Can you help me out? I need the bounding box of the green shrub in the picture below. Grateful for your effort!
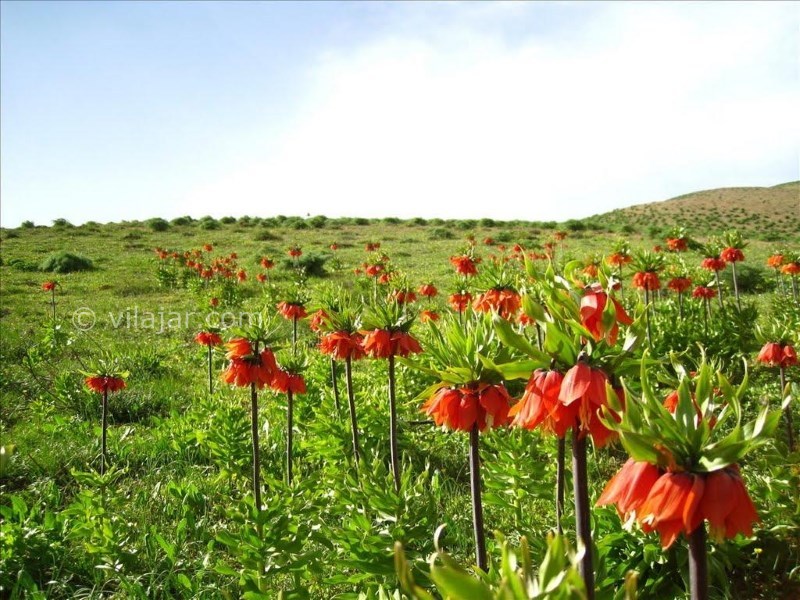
[456,219,477,230]
[308,215,328,229]
[148,218,170,232]
[479,218,497,227]
[20,220,34,229]
[170,216,193,226]
[254,230,281,241]
[220,216,237,224]
[39,252,94,273]
[7,258,38,272]
[280,252,328,277]
[51,218,74,228]
[409,217,427,226]
[429,227,455,240]
[354,217,370,226]
[199,218,220,231]
[3,230,19,239]
[383,217,402,225]
[565,219,586,232]
[291,220,309,230]
[724,264,773,294]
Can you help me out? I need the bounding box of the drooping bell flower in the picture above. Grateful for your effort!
[781,262,800,275]
[364,263,383,277]
[699,466,759,542]
[271,369,307,394]
[666,237,688,252]
[418,283,438,298]
[701,257,726,272]
[390,289,417,304]
[422,384,511,432]
[330,243,339,251]
[85,375,127,394]
[195,331,223,347]
[419,309,440,323]
[365,242,381,252]
[596,458,661,520]
[277,301,308,320]
[449,292,473,313]
[222,339,277,388]
[210,297,220,307]
[607,252,632,268]
[260,257,275,269]
[236,269,247,282]
[559,362,620,447]
[203,243,213,252]
[308,309,329,333]
[42,281,56,291]
[692,286,716,300]
[362,329,422,358]
[667,277,692,294]
[632,271,660,291]
[766,254,784,269]
[319,331,366,361]
[579,287,632,346]
[509,369,575,437]
[756,342,798,368]
[288,246,302,258]
[637,471,705,549]
[720,247,744,263]
[450,254,479,276]
[472,288,521,320]
[256,273,267,284]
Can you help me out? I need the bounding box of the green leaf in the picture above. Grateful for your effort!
[430,564,494,600]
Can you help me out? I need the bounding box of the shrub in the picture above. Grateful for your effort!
[409,217,427,226]
[354,217,370,226]
[170,216,193,226]
[429,227,455,240]
[621,224,636,234]
[3,230,19,239]
[220,216,237,224]
[308,215,328,229]
[723,264,772,294]
[20,220,34,229]
[383,217,402,225]
[291,220,309,230]
[479,218,497,227]
[456,220,477,230]
[7,258,39,271]
[565,219,586,232]
[199,218,220,231]
[52,218,74,228]
[148,218,170,232]
[280,252,328,277]
[254,230,281,241]
[39,252,94,273]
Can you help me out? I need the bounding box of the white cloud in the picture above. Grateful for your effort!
[179,2,799,221]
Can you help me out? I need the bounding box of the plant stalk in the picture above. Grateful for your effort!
[572,428,595,599]
[731,262,741,310]
[556,435,566,534]
[345,357,361,468]
[780,366,795,451]
[470,423,487,571]
[100,389,108,476]
[688,524,708,600]
[388,354,400,492]
[250,381,262,511]
[207,345,214,395]
[287,389,294,484]
[331,357,341,412]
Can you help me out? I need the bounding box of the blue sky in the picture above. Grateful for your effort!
[1,1,798,227]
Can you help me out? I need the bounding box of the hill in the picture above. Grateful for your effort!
[590,181,799,243]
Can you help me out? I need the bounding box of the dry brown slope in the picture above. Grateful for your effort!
[597,182,799,241]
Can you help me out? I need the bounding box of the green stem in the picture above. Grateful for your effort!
[556,436,565,535]
[331,357,341,412]
[207,345,214,395]
[250,381,262,511]
[731,262,741,310]
[470,424,487,571]
[287,389,294,485]
[388,355,400,492]
[100,389,108,476]
[572,428,595,599]
[780,366,795,451]
[345,357,361,469]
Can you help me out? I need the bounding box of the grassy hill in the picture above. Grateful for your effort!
[588,181,800,243]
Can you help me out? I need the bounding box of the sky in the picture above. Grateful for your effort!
[1,1,798,227]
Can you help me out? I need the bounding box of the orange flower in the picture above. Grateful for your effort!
[277,301,308,320]
[308,309,329,333]
[766,254,784,269]
[701,257,726,272]
[222,348,277,388]
[362,329,422,358]
[632,271,660,291]
[203,243,213,252]
[419,309,440,323]
[667,277,692,294]
[288,246,302,258]
[422,384,511,431]
[559,363,619,447]
[418,283,438,298]
[596,458,661,519]
[260,257,275,269]
[472,288,521,319]
[757,342,797,368]
[781,262,800,276]
[579,288,632,346]
[195,331,223,346]
[699,466,759,541]
[256,273,267,284]
[42,281,56,291]
[319,331,365,360]
[509,369,575,437]
[226,337,254,359]
[210,297,220,307]
[450,255,479,276]
[483,237,494,246]
[448,292,473,313]
[365,242,381,251]
[236,269,247,282]
[692,286,716,299]
[637,472,705,549]
[364,263,383,277]
[720,247,744,263]
[85,375,127,394]
[390,290,417,304]
[583,264,598,277]
[607,252,632,268]
[271,369,307,394]
[666,238,688,252]
[330,243,339,251]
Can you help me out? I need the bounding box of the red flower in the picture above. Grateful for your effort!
[559,363,619,447]
[418,283,438,298]
[42,281,56,291]
[699,466,759,542]
[580,288,632,346]
[390,290,417,304]
[330,243,339,251]
[256,273,267,284]
[666,238,688,252]
[701,257,726,272]
[236,269,247,282]
[422,384,511,431]
[637,471,705,549]
[419,309,440,323]
[449,292,473,313]
[277,301,308,320]
[692,286,716,299]
[203,243,213,252]
[362,329,422,358]
[308,309,329,333]
[554,231,567,241]
[364,263,383,277]
[365,242,381,252]
[632,271,661,291]
[85,375,127,394]
[260,257,275,269]
[596,458,661,520]
[766,254,784,269]
[583,264,598,277]
[472,288,521,319]
[757,342,797,368]
[320,331,366,360]
[450,255,479,276]
[483,237,494,246]
[225,338,255,359]
[288,247,302,258]
[195,331,223,346]
[210,297,220,307]
[781,262,800,276]
[720,247,744,263]
[271,369,307,394]
[667,277,692,294]
[509,369,575,437]
[378,273,391,285]
[607,252,631,268]
[222,347,277,388]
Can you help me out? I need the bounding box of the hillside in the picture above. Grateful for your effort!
[591,181,799,242]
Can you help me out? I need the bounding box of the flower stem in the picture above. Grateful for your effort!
[688,524,708,600]
[207,345,214,395]
[292,317,298,355]
[644,288,652,349]
[388,354,400,492]
[678,292,684,320]
[331,357,341,412]
[287,389,294,485]
[250,381,262,511]
[556,435,565,535]
[780,366,795,451]
[100,389,108,476]
[715,271,724,310]
[731,262,741,311]
[345,357,361,469]
[470,423,487,571]
[572,428,595,599]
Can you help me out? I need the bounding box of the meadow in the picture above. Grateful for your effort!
[1,203,799,600]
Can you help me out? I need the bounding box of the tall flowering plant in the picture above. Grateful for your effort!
[720,230,747,310]
[755,320,798,450]
[270,349,307,485]
[403,313,520,571]
[361,298,422,491]
[598,358,782,600]
[82,356,128,476]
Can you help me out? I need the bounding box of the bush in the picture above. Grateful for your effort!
[52,218,74,228]
[479,218,497,227]
[220,216,237,224]
[409,217,427,226]
[354,217,370,226]
[7,258,39,271]
[39,252,94,273]
[621,224,636,234]
[280,252,328,277]
[429,227,456,240]
[383,217,402,225]
[20,220,34,229]
[254,230,281,242]
[291,220,309,230]
[308,215,328,229]
[199,218,220,231]
[724,264,772,294]
[3,230,19,239]
[456,220,477,230]
[170,216,193,226]
[565,219,586,232]
[148,218,170,232]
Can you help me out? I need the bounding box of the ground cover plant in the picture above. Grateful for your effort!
[1,205,799,599]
